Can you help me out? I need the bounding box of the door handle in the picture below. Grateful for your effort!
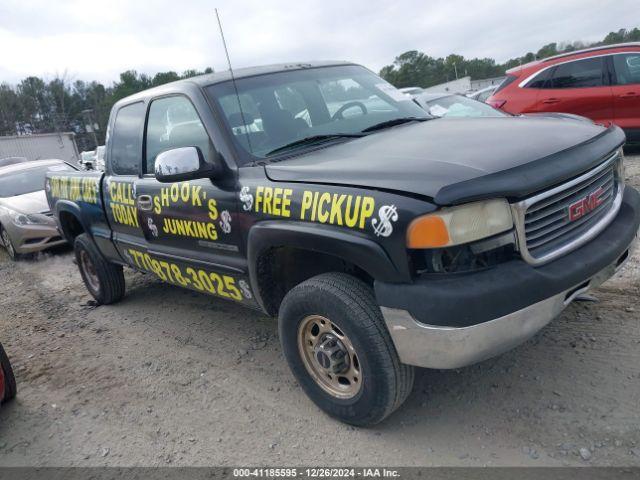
[542,98,560,104]
[137,195,153,211]
[619,92,638,98]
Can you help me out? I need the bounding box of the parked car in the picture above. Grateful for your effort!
[487,42,640,144]
[0,342,16,404]
[46,61,639,426]
[413,93,506,117]
[79,150,97,170]
[95,145,106,171]
[399,87,424,96]
[467,85,497,103]
[79,146,107,171]
[0,159,75,260]
[0,157,29,168]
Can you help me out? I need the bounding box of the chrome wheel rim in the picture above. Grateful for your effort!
[1,229,15,258]
[297,315,362,399]
[79,250,100,293]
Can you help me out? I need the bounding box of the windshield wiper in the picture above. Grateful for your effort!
[266,134,364,157]
[361,117,429,133]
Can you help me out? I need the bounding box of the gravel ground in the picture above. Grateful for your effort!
[0,154,638,467]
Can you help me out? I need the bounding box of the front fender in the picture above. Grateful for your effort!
[247,220,407,312]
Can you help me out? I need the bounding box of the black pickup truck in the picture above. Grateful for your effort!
[46,62,640,425]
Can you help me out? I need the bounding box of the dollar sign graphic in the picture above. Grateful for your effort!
[219,210,232,234]
[372,205,398,237]
[239,280,252,299]
[147,217,158,237]
[239,186,253,211]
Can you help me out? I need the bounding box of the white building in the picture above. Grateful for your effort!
[421,76,471,94]
[0,132,80,163]
[470,76,506,91]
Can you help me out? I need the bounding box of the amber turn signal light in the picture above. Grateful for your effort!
[407,215,450,248]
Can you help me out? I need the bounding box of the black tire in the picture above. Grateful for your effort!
[74,233,125,305]
[0,343,16,402]
[278,272,415,426]
[0,225,20,261]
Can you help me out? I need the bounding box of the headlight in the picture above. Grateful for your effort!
[9,210,49,226]
[407,199,513,248]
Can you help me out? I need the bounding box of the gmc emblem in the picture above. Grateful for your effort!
[568,187,605,221]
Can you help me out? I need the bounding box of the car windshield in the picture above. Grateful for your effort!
[207,65,429,162]
[0,163,72,197]
[421,95,505,118]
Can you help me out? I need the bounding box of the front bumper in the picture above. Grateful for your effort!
[3,221,66,254]
[376,187,640,369]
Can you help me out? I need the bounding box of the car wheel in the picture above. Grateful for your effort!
[0,344,16,402]
[74,233,125,305]
[0,225,19,261]
[278,272,414,426]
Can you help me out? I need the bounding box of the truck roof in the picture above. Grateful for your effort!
[117,61,356,105]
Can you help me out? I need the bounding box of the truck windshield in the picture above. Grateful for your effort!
[206,65,429,162]
[0,164,72,197]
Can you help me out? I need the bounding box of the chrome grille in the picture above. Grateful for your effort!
[512,151,624,266]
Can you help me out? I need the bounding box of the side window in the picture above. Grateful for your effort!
[144,96,213,174]
[525,68,553,89]
[612,53,640,85]
[110,102,145,175]
[547,57,605,89]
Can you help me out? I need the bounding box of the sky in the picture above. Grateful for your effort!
[0,0,637,85]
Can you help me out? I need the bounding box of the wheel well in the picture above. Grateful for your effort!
[256,247,373,316]
[58,211,85,242]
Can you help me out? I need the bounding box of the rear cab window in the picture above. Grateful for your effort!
[110,102,146,176]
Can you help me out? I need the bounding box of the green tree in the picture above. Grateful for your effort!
[536,42,558,59]
[379,27,639,87]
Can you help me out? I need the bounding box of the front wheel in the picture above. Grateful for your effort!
[74,234,125,305]
[0,344,16,402]
[278,272,414,426]
[1,226,19,261]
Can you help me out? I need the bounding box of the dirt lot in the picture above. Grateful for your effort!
[0,154,639,467]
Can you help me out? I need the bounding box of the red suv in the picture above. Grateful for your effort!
[488,43,640,143]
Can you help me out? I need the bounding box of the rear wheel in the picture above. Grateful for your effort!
[74,233,125,305]
[0,344,16,402]
[278,272,414,426]
[0,226,19,261]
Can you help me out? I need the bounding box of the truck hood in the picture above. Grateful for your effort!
[265,117,625,205]
[0,190,49,214]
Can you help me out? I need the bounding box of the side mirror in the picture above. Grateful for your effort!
[154,146,218,183]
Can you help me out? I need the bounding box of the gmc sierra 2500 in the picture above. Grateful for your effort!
[46,62,640,426]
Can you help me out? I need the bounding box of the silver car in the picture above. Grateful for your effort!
[413,93,506,118]
[0,159,75,260]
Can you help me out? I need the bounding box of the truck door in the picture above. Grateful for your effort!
[103,101,148,259]
[535,56,614,125]
[131,94,248,301]
[609,52,640,142]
